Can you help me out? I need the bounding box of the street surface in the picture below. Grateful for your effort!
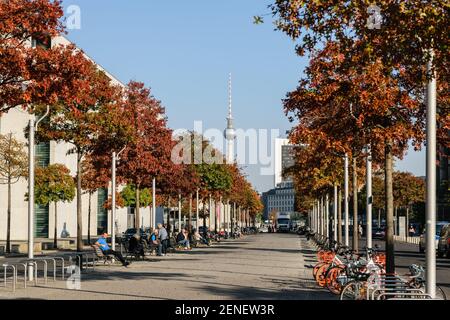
[0,234,332,300]
[0,233,448,300]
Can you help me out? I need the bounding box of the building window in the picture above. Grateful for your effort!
[35,204,49,238]
[97,188,108,235]
[35,142,50,167]
[34,141,50,237]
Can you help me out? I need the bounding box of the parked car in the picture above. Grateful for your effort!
[437,223,450,258]
[373,227,386,240]
[419,221,450,253]
[259,225,269,233]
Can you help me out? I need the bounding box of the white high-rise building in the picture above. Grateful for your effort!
[274,138,295,187]
[223,73,236,164]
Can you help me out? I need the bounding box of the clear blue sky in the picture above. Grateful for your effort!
[63,0,425,192]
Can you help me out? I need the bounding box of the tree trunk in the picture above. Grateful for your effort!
[203,199,207,232]
[178,194,182,231]
[378,209,381,228]
[188,194,192,233]
[135,186,140,229]
[208,195,212,230]
[338,186,342,244]
[352,156,358,252]
[394,206,396,236]
[76,153,83,252]
[385,139,395,274]
[214,198,218,233]
[406,206,410,240]
[54,202,58,249]
[87,192,91,244]
[167,197,171,237]
[6,177,12,254]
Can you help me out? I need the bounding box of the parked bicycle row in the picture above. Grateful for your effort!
[305,230,447,300]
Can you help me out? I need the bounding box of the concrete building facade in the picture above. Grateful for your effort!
[262,181,296,221]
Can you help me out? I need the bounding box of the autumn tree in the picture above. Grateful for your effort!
[121,184,152,209]
[281,39,420,269]
[36,64,127,251]
[34,164,75,248]
[0,0,95,114]
[196,162,232,232]
[116,81,174,229]
[81,156,111,243]
[0,133,28,253]
[267,0,449,274]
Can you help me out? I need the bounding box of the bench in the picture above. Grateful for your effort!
[92,245,114,265]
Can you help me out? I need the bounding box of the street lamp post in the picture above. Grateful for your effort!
[315,201,318,232]
[366,145,373,249]
[178,194,182,231]
[152,177,156,229]
[325,194,330,239]
[111,147,125,251]
[344,153,349,246]
[28,106,50,281]
[425,50,437,299]
[27,117,35,281]
[196,189,199,229]
[318,199,321,235]
[333,184,338,241]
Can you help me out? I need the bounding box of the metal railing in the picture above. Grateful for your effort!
[2,264,17,292]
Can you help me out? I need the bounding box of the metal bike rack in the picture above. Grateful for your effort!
[13,263,28,289]
[52,256,66,280]
[2,264,17,292]
[376,292,432,300]
[33,257,57,282]
[63,252,96,273]
[367,274,424,300]
[20,259,47,284]
[75,252,96,271]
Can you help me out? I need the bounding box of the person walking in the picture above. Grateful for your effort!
[358,224,363,239]
[409,225,416,237]
[158,223,169,255]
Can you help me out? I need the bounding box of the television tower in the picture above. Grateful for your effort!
[224,73,236,164]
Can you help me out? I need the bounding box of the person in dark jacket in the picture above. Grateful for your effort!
[176,228,190,250]
[128,233,145,259]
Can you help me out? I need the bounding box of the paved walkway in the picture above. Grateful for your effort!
[0,233,333,300]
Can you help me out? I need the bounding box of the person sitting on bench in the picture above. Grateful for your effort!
[193,228,208,246]
[149,229,163,256]
[128,233,146,259]
[176,228,191,250]
[95,231,130,267]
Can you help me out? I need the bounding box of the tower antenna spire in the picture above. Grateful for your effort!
[228,72,232,119]
[224,72,236,164]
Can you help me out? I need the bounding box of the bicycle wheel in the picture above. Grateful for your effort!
[411,284,447,300]
[313,262,327,280]
[326,266,346,295]
[316,263,331,287]
[436,286,447,300]
[340,281,366,300]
